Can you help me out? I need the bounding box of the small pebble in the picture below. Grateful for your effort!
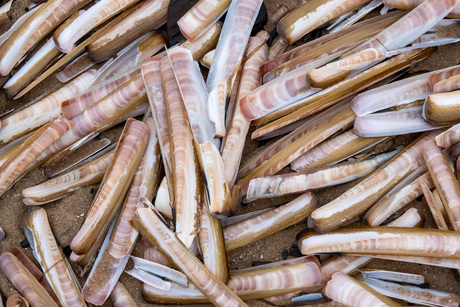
[289,244,303,257]
[20,239,29,248]
[281,248,288,260]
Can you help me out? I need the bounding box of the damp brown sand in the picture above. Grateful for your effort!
[1,1,460,306]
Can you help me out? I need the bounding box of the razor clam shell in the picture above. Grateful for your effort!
[86,0,168,62]
[267,36,288,61]
[177,0,230,40]
[61,68,141,119]
[9,248,59,304]
[198,142,232,215]
[227,256,322,300]
[363,276,460,307]
[324,272,402,307]
[350,68,434,117]
[14,64,147,180]
[0,252,58,307]
[422,184,450,230]
[220,207,272,228]
[423,139,460,230]
[109,282,136,307]
[429,64,460,91]
[355,253,460,269]
[238,100,349,180]
[0,70,96,146]
[436,123,460,149]
[142,237,172,267]
[310,130,439,234]
[365,167,433,226]
[154,177,173,219]
[167,47,214,144]
[4,38,61,98]
[261,11,404,81]
[126,267,171,290]
[237,106,356,196]
[23,207,87,306]
[271,4,288,24]
[350,0,458,54]
[300,226,460,258]
[240,54,335,121]
[360,270,425,285]
[206,0,263,128]
[424,90,460,125]
[55,52,94,83]
[277,0,372,44]
[199,203,228,282]
[70,119,148,257]
[107,116,161,259]
[291,129,385,172]
[133,208,247,306]
[94,33,165,84]
[22,150,114,206]
[0,4,42,47]
[130,256,187,286]
[320,208,423,284]
[142,282,208,304]
[224,192,318,251]
[308,48,385,89]
[0,0,90,76]
[80,211,128,304]
[0,115,73,197]
[200,49,215,68]
[432,73,460,94]
[160,55,202,250]
[221,41,268,185]
[246,149,397,200]
[329,0,383,33]
[54,0,141,53]
[354,106,438,138]
[252,48,433,139]
[384,0,460,19]
[181,21,222,61]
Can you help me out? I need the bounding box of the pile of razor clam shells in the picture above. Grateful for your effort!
[4,0,460,305]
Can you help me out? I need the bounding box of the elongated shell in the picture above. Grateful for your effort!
[384,0,460,19]
[237,107,356,196]
[300,226,460,258]
[0,70,96,146]
[0,253,58,307]
[291,129,384,172]
[310,130,439,233]
[221,40,268,185]
[324,272,402,307]
[0,116,73,197]
[133,208,247,306]
[424,90,460,125]
[160,55,202,250]
[354,106,437,138]
[86,0,168,62]
[70,119,148,258]
[23,207,87,306]
[22,150,114,206]
[423,139,460,231]
[109,282,136,307]
[246,150,397,200]
[3,38,61,98]
[0,0,90,76]
[178,0,231,40]
[227,256,322,300]
[224,192,317,251]
[54,0,141,53]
